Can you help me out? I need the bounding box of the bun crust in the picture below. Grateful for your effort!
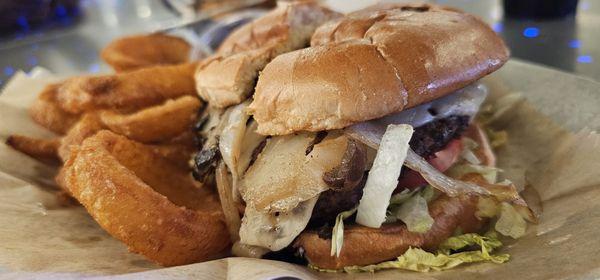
[216,1,338,56]
[195,1,340,108]
[295,194,483,269]
[249,4,509,135]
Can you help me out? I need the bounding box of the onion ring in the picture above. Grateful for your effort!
[29,83,80,134]
[99,96,201,143]
[5,135,60,165]
[58,130,230,266]
[58,113,106,161]
[101,33,192,72]
[56,63,197,114]
[58,96,201,161]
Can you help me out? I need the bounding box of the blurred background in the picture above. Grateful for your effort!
[0,0,598,89]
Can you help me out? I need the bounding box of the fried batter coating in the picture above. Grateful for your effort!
[29,84,80,134]
[58,113,106,161]
[5,135,60,165]
[58,131,230,266]
[57,96,201,161]
[101,33,192,72]
[56,63,197,114]
[99,96,201,143]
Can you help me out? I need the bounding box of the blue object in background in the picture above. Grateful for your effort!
[523,27,540,38]
[569,39,581,48]
[0,0,81,36]
[577,55,593,64]
[492,22,504,33]
[88,63,100,73]
[3,67,14,77]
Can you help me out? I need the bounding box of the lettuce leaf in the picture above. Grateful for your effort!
[438,231,503,254]
[388,188,414,205]
[386,186,435,233]
[495,202,527,238]
[311,232,509,273]
[330,208,357,257]
[393,194,434,233]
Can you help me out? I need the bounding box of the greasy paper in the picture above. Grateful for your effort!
[1,60,600,280]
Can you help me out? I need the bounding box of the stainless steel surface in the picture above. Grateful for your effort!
[0,0,599,89]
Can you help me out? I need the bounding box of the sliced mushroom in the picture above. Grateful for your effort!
[238,132,354,251]
[192,106,225,183]
[240,132,350,213]
[322,139,367,191]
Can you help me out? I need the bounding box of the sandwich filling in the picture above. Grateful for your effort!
[192,82,534,270]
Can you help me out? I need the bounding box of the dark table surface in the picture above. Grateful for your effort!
[1,0,599,88]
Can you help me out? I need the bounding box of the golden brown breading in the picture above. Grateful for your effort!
[101,33,192,72]
[29,83,80,134]
[5,135,60,165]
[56,63,197,114]
[58,131,230,266]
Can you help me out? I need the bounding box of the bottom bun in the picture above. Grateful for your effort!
[294,194,483,269]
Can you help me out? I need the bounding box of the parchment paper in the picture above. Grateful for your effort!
[1,60,599,280]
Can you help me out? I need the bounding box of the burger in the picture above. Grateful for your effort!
[193,1,535,272]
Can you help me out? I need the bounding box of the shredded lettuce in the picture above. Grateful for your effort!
[392,194,433,233]
[439,231,502,254]
[495,202,527,238]
[386,186,435,233]
[445,156,530,239]
[421,185,437,203]
[311,232,509,273]
[476,92,525,126]
[388,188,413,205]
[330,208,357,257]
[475,196,529,238]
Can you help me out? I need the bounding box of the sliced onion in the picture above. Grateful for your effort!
[405,149,491,196]
[345,121,490,197]
[219,101,251,181]
[237,120,266,175]
[345,121,536,225]
[219,101,268,201]
[216,162,241,241]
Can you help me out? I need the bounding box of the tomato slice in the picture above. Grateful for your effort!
[396,139,463,190]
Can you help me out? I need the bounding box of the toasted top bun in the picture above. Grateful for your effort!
[249,3,509,135]
[216,0,340,56]
[195,1,340,108]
